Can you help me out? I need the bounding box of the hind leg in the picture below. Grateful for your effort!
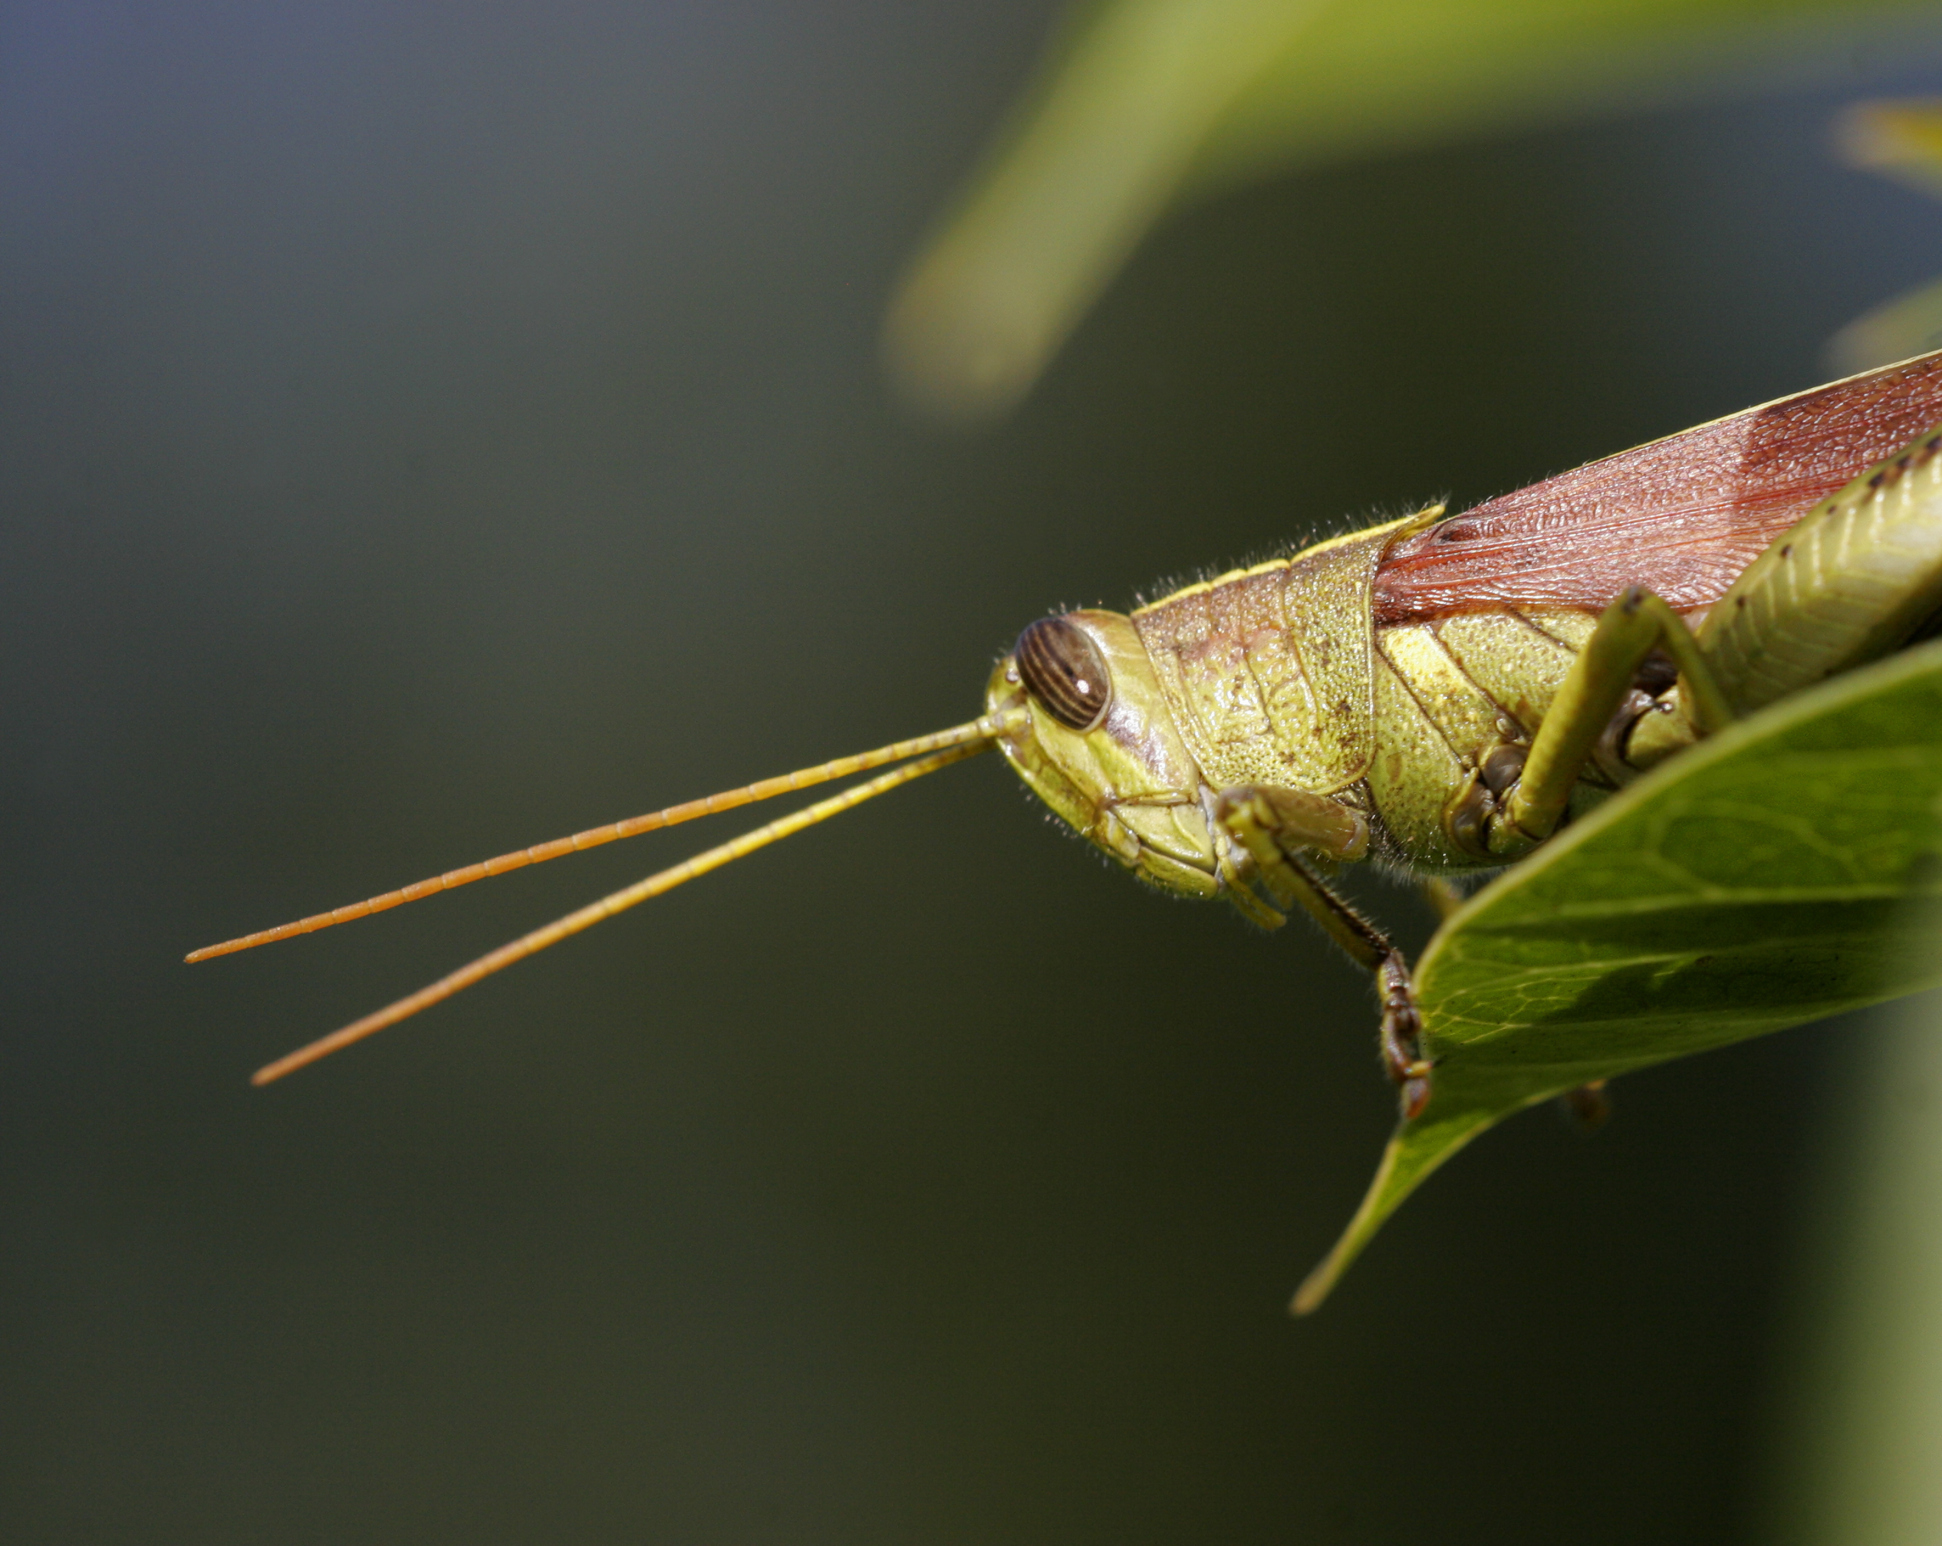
[1446,587,1733,863]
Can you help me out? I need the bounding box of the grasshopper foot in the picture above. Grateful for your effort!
[1377,950,1433,1119]
[1560,1080,1611,1131]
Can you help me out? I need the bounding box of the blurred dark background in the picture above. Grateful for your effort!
[4,4,1940,1542]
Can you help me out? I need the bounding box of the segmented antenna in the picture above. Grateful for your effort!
[188,716,1016,1082]
[249,740,989,1081]
[187,718,1002,962]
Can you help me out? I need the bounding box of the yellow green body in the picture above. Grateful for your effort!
[987,511,1664,908]
[988,421,1942,928]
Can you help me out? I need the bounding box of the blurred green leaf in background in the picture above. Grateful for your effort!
[1769,948,1942,1545]
[888,0,1942,421]
[1831,98,1942,369]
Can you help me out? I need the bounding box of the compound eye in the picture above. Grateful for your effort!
[1014,615,1111,731]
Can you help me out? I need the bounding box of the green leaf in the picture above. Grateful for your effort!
[1293,637,1942,1312]
[887,0,1942,419]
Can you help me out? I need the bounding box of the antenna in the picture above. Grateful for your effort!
[188,712,1023,1080]
[187,717,1004,962]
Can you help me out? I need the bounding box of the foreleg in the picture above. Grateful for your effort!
[1215,787,1432,1120]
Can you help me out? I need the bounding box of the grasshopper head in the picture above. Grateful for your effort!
[986,610,1219,899]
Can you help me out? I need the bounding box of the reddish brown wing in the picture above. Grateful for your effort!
[1373,352,1942,625]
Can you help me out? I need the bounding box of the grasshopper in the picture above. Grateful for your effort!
[194,352,1942,1124]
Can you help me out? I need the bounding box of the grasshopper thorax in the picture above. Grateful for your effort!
[987,609,1222,900]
